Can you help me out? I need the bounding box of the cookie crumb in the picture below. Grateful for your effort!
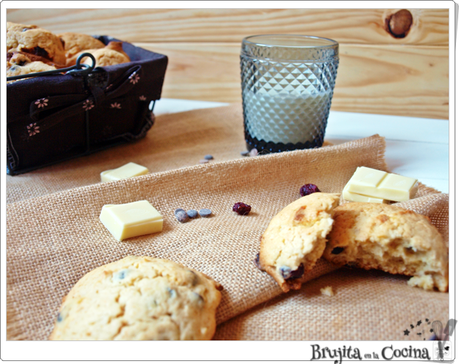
[320,286,334,296]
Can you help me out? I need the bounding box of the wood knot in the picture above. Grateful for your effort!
[386,9,413,38]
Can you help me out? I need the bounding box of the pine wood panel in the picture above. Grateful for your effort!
[145,43,448,119]
[6,8,449,119]
[7,8,448,45]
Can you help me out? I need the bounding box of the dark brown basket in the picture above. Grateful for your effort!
[7,36,168,175]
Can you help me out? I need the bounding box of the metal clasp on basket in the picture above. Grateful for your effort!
[7,52,96,82]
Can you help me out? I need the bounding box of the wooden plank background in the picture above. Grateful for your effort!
[7,8,449,119]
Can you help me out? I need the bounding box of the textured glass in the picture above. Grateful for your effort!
[240,35,339,154]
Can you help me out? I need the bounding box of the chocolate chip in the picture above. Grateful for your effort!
[175,210,189,223]
[192,292,204,305]
[280,266,292,279]
[57,312,63,322]
[167,288,177,298]
[187,270,199,286]
[187,209,198,219]
[199,208,212,218]
[331,247,344,254]
[280,264,305,280]
[204,155,213,160]
[253,253,263,270]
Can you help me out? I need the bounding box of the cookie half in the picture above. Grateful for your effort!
[7,22,66,65]
[49,256,222,340]
[258,193,340,292]
[58,32,106,60]
[323,202,448,292]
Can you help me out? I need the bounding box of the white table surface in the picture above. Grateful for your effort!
[155,98,449,194]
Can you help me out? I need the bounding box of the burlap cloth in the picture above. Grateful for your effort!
[6,105,449,340]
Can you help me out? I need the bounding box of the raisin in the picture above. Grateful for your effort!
[300,183,321,197]
[331,247,344,254]
[233,202,251,215]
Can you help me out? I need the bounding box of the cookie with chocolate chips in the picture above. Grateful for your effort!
[49,256,222,340]
[323,202,448,292]
[7,22,66,65]
[258,193,340,292]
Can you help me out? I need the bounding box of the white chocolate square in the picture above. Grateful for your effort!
[101,162,149,182]
[378,173,418,201]
[342,183,388,203]
[346,167,418,202]
[99,200,163,241]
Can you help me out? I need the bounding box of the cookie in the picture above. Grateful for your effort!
[71,41,131,67]
[323,202,448,292]
[49,256,222,340]
[7,22,66,65]
[58,32,105,61]
[258,193,340,292]
[7,59,57,81]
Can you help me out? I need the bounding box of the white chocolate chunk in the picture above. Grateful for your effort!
[378,173,418,200]
[346,167,418,202]
[99,200,163,241]
[343,183,389,203]
[101,162,149,182]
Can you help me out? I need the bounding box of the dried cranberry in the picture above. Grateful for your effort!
[299,183,321,197]
[233,202,251,215]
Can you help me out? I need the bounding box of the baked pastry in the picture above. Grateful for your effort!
[71,41,131,67]
[258,193,340,292]
[58,32,105,61]
[6,22,66,65]
[49,256,222,340]
[323,202,448,292]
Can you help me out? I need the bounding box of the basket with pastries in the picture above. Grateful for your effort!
[6,22,168,175]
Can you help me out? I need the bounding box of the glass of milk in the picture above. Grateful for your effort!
[240,35,339,154]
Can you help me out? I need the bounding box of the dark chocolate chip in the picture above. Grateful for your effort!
[167,288,177,298]
[331,247,345,254]
[192,292,204,304]
[199,208,212,218]
[187,209,198,219]
[253,253,263,270]
[288,264,304,280]
[175,210,189,223]
[280,264,305,280]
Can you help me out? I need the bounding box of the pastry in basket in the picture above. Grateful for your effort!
[58,32,106,61]
[7,53,57,81]
[6,22,66,65]
[70,41,131,67]
[323,202,448,292]
[258,193,340,292]
[49,256,222,340]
